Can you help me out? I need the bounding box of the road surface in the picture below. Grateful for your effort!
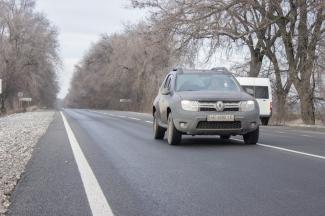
[8,109,325,216]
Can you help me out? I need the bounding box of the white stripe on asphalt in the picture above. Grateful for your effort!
[301,134,312,137]
[231,138,325,160]
[61,112,114,216]
[128,117,141,121]
[146,121,153,124]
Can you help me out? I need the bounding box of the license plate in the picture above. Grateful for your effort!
[207,115,234,122]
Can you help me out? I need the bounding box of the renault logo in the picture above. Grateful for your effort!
[215,101,224,112]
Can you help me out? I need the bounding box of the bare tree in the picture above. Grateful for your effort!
[66,22,179,112]
[253,0,325,124]
[0,0,60,112]
[131,0,274,77]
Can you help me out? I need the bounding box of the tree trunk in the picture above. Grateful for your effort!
[298,89,316,125]
[248,53,263,77]
[275,92,287,125]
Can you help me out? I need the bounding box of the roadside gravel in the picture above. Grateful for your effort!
[0,111,55,215]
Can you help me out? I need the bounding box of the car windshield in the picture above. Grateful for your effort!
[175,73,241,92]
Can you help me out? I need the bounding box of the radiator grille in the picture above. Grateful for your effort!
[196,121,241,129]
[199,107,239,112]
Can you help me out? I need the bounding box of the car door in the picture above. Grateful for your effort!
[255,86,271,116]
[159,74,172,124]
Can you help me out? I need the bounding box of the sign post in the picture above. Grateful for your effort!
[0,79,2,113]
[19,97,32,110]
[120,98,132,111]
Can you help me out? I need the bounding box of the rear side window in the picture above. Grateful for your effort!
[242,85,269,99]
[255,86,269,99]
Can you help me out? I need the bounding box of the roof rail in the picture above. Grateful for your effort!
[211,67,228,72]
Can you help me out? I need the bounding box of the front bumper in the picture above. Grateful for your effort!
[172,109,260,135]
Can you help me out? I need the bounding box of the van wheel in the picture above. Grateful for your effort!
[220,135,230,140]
[153,113,166,139]
[167,113,182,145]
[243,127,259,145]
[261,117,269,125]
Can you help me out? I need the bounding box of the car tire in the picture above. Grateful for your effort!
[153,113,166,140]
[220,135,230,140]
[243,127,259,145]
[167,113,182,145]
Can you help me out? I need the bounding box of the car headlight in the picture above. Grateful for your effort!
[240,100,255,112]
[181,100,199,111]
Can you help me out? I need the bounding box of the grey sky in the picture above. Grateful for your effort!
[36,0,147,98]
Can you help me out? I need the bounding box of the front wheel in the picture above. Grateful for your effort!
[167,113,182,145]
[243,127,259,145]
[153,114,166,139]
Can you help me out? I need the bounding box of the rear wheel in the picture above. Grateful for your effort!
[167,113,182,145]
[153,113,166,139]
[243,127,259,145]
[220,135,231,140]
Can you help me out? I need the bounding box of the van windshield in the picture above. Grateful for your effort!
[242,85,269,99]
[175,73,241,92]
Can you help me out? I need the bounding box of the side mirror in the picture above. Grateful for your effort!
[161,88,171,95]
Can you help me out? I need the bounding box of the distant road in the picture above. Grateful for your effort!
[8,109,325,216]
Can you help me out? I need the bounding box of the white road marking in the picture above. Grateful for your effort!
[301,134,312,137]
[231,138,325,160]
[146,121,153,124]
[119,115,126,118]
[128,117,141,121]
[61,112,114,216]
[261,128,316,138]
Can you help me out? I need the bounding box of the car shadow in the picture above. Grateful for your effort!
[170,136,246,147]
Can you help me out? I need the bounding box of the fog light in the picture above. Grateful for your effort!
[250,122,256,128]
[180,122,187,128]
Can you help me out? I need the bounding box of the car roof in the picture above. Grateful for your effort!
[170,67,232,76]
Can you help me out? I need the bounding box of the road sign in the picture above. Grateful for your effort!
[120,99,132,103]
[19,97,32,102]
[18,92,24,98]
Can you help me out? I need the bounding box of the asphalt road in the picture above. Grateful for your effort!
[8,109,325,216]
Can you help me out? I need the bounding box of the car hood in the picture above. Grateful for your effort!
[176,91,253,101]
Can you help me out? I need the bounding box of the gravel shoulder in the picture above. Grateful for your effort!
[0,111,55,215]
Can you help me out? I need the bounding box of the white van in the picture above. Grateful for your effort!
[236,77,272,125]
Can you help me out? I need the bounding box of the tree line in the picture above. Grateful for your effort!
[65,23,180,112]
[0,0,60,113]
[67,0,325,125]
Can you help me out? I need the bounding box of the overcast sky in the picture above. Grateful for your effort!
[36,0,147,99]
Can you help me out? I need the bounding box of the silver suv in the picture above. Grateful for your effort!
[153,68,261,145]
